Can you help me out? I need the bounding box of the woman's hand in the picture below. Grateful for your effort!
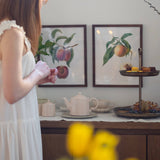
[34,61,50,80]
[37,68,58,85]
[48,68,58,83]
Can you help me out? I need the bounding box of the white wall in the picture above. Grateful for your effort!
[38,0,160,107]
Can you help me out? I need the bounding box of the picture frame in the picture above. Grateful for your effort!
[38,25,87,87]
[92,24,143,87]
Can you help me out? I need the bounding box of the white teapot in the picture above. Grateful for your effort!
[63,92,99,115]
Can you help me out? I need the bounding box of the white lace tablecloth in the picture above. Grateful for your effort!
[40,111,160,123]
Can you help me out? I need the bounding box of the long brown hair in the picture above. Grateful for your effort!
[0,0,41,55]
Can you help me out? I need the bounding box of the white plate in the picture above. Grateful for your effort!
[61,112,97,119]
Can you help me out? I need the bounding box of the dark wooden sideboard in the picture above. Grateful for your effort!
[41,120,160,160]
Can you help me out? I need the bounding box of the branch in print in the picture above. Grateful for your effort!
[144,0,160,15]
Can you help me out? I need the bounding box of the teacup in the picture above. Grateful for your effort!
[90,99,114,112]
[91,99,112,108]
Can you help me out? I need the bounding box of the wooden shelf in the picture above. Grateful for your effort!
[41,120,160,160]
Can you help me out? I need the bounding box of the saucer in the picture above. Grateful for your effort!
[61,112,97,119]
[91,106,114,113]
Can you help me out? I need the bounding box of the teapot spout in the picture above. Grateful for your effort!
[63,97,71,110]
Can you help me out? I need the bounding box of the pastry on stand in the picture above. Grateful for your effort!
[114,48,160,119]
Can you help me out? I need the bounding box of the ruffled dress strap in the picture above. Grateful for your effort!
[0,20,31,51]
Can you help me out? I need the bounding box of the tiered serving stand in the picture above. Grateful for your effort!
[114,48,160,119]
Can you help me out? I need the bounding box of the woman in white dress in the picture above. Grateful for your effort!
[0,0,57,159]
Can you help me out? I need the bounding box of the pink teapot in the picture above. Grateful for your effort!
[63,92,99,115]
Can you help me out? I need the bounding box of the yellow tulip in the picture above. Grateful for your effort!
[87,130,119,160]
[66,122,93,158]
[91,130,119,148]
[88,147,118,160]
[124,158,139,160]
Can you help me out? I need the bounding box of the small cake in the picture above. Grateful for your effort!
[142,67,151,72]
[149,67,156,72]
[124,64,132,70]
[131,67,139,72]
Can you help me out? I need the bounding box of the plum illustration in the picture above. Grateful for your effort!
[56,48,65,61]
[56,48,71,61]
[56,65,69,79]
[64,49,71,61]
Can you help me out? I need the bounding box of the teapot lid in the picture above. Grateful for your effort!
[71,92,88,100]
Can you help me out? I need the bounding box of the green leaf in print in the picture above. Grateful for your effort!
[39,35,43,46]
[51,29,62,39]
[121,33,132,40]
[51,42,57,47]
[106,36,118,48]
[38,44,45,51]
[45,40,54,48]
[64,33,76,45]
[38,50,49,56]
[121,39,131,49]
[103,47,115,65]
[66,48,74,67]
[49,46,54,55]
[114,40,122,46]
[121,39,131,56]
[56,36,68,43]
[38,36,44,50]
[51,46,59,63]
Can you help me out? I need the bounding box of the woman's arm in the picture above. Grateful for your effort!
[0,28,50,104]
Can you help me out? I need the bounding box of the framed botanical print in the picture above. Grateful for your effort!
[92,24,143,87]
[37,25,87,87]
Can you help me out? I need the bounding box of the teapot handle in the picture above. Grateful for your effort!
[89,97,99,109]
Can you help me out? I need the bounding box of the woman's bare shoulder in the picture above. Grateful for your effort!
[0,27,25,59]
[2,27,25,40]
[0,27,25,52]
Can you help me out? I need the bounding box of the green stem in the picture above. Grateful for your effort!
[66,44,79,48]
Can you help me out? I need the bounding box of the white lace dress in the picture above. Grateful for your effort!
[0,20,42,160]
